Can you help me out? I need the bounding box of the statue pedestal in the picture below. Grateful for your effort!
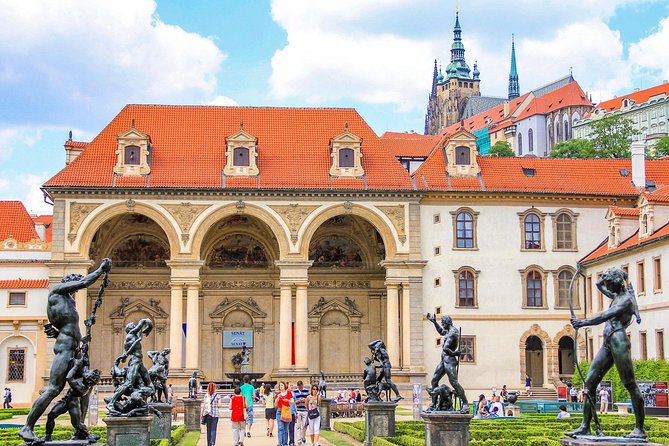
[181,398,202,432]
[103,416,153,446]
[319,399,331,431]
[421,411,473,446]
[559,438,661,445]
[149,403,174,442]
[364,401,397,446]
[507,404,521,417]
[240,364,249,374]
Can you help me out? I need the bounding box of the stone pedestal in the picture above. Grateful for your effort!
[181,398,202,432]
[421,411,474,446]
[319,399,331,431]
[364,402,397,446]
[149,403,174,442]
[559,438,661,446]
[507,404,521,417]
[104,416,153,446]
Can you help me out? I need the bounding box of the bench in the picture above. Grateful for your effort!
[614,402,631,416]
[330,403,364,418]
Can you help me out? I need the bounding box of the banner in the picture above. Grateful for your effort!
[638,381,669,408]
[557,386,568,401]
[223,330,254,348]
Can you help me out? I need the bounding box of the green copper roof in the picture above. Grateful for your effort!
[510,34,518,78]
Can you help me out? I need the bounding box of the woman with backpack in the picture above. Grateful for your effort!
[202,383,221,446]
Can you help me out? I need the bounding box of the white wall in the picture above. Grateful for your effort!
[515,115,548,157]
[0,333,36,405]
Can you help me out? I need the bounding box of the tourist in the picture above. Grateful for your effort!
[525,374,532,396]
[276,382,295,446]
[264,383,275,438]
[3,388,12,409]
[294,381,309,445]
[489,406,500,418]
[306,384,321,446]
[569,385,578,403]
[355,389,362,402]
[230,386,248,446]
[598,386,609,414]
[490,396,505,417]
[476,394,486,418]
[203,382,221,446]
[557,404,571,419]
[288,382,297,446]
[500,385,508,402]
[240,375,255,437]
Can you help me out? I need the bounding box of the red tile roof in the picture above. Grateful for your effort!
[413,154,669,195]
[380,132,440,158]
[0,279,49,289]
[65,141,90,149]
[44,106,414,191]
[609,206,639,217]
[645,184,669,203]
[586,82,669,118]
[31,215,53,243]
[0,201,40,242]
[581,221,669,264]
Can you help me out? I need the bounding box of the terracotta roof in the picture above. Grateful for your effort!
[413,154,669,195]
[439,93,531,137]
[380,132,440,158]
[586,82,669,118]
[645,184,669,203]
[44,106,414,191]
[0,279,49,289]
[515,82,591,120]
[0,201,40,242]
[608,206,639,217]
[31,215,53,243]
[64,141,90,149]
[581,221,669,264]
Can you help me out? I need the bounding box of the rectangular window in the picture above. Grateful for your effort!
[653,257,662,292]
[434,278,441,287]
[433,214,441,224]
[637,261,646,294]
[8,292,26,306]
[586,276,593,314]
[124,145,140,165]
[642,113,647,121]
[660,108,666,117]
[7,348,25,382]
[434,246,441,256]
[436,338,442,347]
[657,330,665,360]
[587,337,594,362]
[622,264,629,276]
[459,336,475,363]
[435,306,442,315]
[651,109,657,119]
[339,148,355,168]
[640,332,647,360]
[633,114,638,123]
[596,272,603,311]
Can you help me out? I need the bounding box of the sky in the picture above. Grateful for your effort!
[1,0,669,214]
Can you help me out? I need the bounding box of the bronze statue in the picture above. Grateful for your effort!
[362,357,382,402]
[107,386,162,418]
[567,268,646,439]
[231,343,250,369]
[19,259,111,444]
[318,370,327,399]
[426,313,468,413]
[105,318,154,415]
[426,384,454,412]
[367,339,402,402]
[188,371,198,399]
[148,348,171,403]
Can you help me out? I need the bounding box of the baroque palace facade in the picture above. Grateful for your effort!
[32,104,669,405]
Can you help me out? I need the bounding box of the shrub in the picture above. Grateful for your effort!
[333,421,365,442]
[571,360,669,402]
[171,424,186,444]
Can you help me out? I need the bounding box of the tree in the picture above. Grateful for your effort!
[652,136,669,159]
[549,139,594,158]
[489,141,515,157]
[590,115,639,158]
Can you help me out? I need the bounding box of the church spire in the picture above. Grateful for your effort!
[431,59,438,95]
[446,11,470,80]
[508,34,520,100]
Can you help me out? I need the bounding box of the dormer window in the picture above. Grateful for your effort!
[114,124,151,176]
[224,123,259,177]
[330,124,364,177]
[444,130,480,178]
[608,219,620,248]
[455,146,470,165]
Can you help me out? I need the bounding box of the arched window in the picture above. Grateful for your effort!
[456,211,474,248]
[554,120,560,143]
[555,212,575,250]
[233,147,250,166]
[339,148,355,167]
[455,146,470,165]
[524,213,541,250]
[455,267,479,307]
[518,133,523,155]
[556,269,574,308]
[526,270,544,307]
[528,129,534,152]
[564,120,570,140]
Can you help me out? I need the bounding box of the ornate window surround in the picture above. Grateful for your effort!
[550,208,578,251]
[552,266,579,310]
[450,207,479,250]
[114,126,151,176]
[329,125,364,177]
[520,265,548,309]
[452,266,480,308]
[224,126,259,177]
[518,208,546,252]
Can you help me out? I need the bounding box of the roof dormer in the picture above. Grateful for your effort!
[114,122,151,176]
[606,206,639,248]
[330,124,364,177]
[224,122,259,177]
[444,129,480,178]
[638,195,655,239]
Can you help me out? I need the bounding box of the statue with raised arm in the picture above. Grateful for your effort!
[368,339,402,402]
[426,313,468,413]
[567,267,646,439]
[18,259,111,444]
[105,318,154,415]
[148,348,171,403]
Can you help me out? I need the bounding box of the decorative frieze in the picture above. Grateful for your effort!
[202,280,274,289]
[270,204,318,244]
[161,203,210,242]
[68,202,102,242]
[107,280,169,290]
[377,205,407,244]
[309,280,370,289]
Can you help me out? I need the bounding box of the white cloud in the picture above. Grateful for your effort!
[19,174,53,215]
[208,95,239,106]
[629,15,669,82]
[0,0,228,128]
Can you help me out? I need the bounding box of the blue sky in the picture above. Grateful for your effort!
[1,0,669,214]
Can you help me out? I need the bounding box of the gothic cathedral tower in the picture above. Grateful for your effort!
[508,34,520,100]
[424,11,481,135]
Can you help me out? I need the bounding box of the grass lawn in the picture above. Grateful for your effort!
[321,430,359,446]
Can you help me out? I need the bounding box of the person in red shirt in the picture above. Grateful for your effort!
[275,382,294,446]
[230,386,248,446]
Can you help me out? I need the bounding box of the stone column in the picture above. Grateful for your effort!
[385,283,400,368]
[104,416,153,446]
[186,285,200,369]
[294,283,309,371]
[181,398,203,432]
[169,283,184,368]
[279,283,293,370]
[364,402,397,446]
[401,284,411,369]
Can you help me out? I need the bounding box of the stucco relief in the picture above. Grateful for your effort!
[107,280,169,290]
[209,297,267,334]
[270,204,318,244]
[309,280,370,289]
[161,203,210,244]
[108,298,169,335]
[377,205,406,244]
[202,280,274,289]
[68,202,102,242]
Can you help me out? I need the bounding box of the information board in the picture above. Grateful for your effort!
[223,330,254,348]
[638,381,669,408]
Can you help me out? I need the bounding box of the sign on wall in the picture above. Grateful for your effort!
[638,381,669,408]
[223,330,254,348]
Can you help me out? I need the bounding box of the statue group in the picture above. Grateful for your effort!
[363,339,402,402]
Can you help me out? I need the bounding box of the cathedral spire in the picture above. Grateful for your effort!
[431,59,438,95]
[446,11,470,79]
[508,34,520,100]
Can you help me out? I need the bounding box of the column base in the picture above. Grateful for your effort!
[181,398,203,432]
[103,416,153,446]
[364,401,397,446]
[421,411,474,446]
[559,438,660,446]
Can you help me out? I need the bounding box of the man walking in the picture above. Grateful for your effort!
[240,375,255,438]
[3,388,12,409]
[293,381,309,445]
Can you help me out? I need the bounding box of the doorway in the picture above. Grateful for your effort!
[525,335,544,386]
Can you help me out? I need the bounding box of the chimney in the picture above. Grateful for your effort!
[631,141,645,188]
[503,101,509,116]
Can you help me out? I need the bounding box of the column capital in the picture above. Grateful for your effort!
[275,259,313,284]
[384,282,401,289]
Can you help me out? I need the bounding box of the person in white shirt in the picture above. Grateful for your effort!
[490,396,505,417]
[557,404,571,419]
[598,387,609,413]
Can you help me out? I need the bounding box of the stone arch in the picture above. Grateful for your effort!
[76,201,180,258]
[0,334,36,353]
[519,324,554,384]
[191,203,289,260]
[299,203,398,260]
[553,324,586,362]
[223,310,254,329]
[0,335,37,404]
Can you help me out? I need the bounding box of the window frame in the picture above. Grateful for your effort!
[8,291,26,307]
[551,209,578,251]
[434,246,441,256]
[339,148,355,168]
[637,260,646,295]
[518,209,546,251]
[454,145,471,166]
[433,213,441,224]
[653,256,662,293]
[453,266,480,308]
[521,266,547,309]
[459,335,476,364]
[639,331,647,360]
[553,266,579,310]
[233,147,250,167]
[528,128,534,152]
[124,145,141,166]
[657,329,665,360]
[450,207,479,250]
[6,347,26,383]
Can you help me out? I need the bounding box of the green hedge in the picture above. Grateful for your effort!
[171,424,186,445]
[571,359,669,402]
[150,439,169,446]
[0,409,30,416]
[333,421,365,442]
